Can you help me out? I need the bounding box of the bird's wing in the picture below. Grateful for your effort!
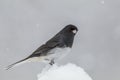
[28,33,65,58]
[27,40,60,58]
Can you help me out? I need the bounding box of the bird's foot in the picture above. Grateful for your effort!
[49,59,54,66]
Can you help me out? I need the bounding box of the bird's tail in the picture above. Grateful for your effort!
[6,58,30,70]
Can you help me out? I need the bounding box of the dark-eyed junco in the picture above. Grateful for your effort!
[6,24,78,70]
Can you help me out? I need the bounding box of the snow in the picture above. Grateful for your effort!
[101,1,105,4]
[37,63,92,80]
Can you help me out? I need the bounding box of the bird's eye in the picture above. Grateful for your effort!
[71,28,75,30]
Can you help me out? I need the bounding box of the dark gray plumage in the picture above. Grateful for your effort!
[6,24,78,70]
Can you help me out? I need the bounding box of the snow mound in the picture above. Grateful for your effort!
[37,63,93,80]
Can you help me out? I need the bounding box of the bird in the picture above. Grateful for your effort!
[6,24,78,70]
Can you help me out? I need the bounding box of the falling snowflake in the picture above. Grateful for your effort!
[101,1,105,4]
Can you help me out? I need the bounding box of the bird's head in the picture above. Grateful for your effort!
[62,24,78,35]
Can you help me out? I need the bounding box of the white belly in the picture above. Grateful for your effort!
[45,47,71,61]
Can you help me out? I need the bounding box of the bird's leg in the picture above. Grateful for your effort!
[49,59,55,65]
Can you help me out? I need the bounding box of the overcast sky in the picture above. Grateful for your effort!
[0,0,120,80]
